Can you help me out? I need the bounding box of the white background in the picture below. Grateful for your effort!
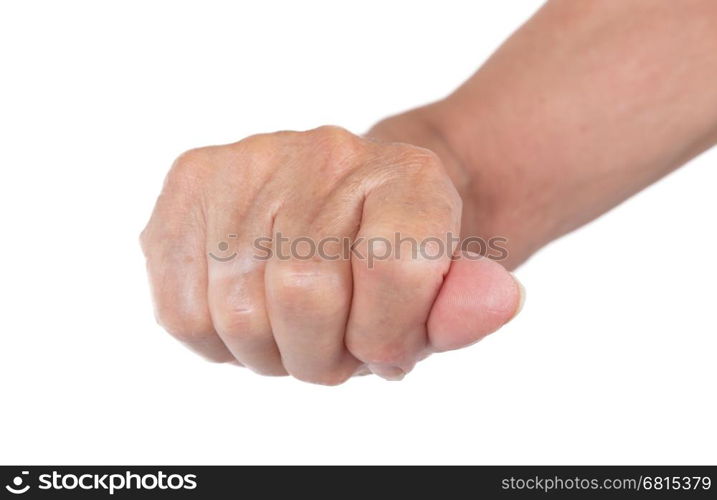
[1,0,715,465]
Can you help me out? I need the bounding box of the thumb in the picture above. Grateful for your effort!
[427,252,524,352]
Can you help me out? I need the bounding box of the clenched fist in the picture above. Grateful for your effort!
[141,126,522,385]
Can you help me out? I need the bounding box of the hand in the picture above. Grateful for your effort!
[141,126,523,384]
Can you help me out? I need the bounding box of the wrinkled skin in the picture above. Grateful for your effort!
[141,126,522,385]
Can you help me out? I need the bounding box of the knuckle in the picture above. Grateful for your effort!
[163,147,217,195]
[308,125,359,159]
[155,306,215,344]
[171,147,212,176]
[233,132,274,156]
[149,271,214,343]
[139,227,151,255]
[139,225,166,258]
[311,124,355,143]
[355,248,446,286]
[213,303,262,340]
[272,268,319,300]
[225,133,285,177]
[392,143,443,172]
[270,264,347,312]
[389,146,460,199]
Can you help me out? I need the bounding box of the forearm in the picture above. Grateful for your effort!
[369,0,717,269]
